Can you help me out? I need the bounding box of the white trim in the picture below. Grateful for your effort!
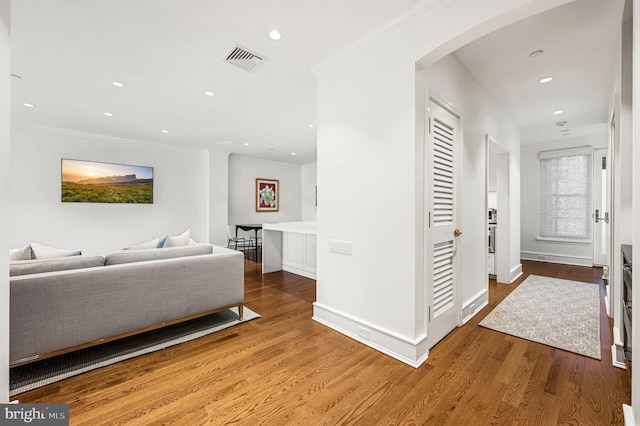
[612,326,625,369]
[612,343,626,370]
[520,251,593,267]
[462,289,488,324]
[312,302,428,368]
[282,265,316,280]
[311,0,455,76]
[510,264,523,283]
[623,404,635,426]
[430,93,461,119]
[535,236,592,245]
[538,145,593,159]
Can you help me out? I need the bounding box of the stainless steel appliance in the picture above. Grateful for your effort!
[488,208,497,224]
[488,225,495,254]
[488,224,496,278]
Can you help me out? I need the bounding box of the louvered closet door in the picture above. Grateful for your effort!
[426,99,460,349]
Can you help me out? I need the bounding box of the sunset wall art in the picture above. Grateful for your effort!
[61,159,154,203]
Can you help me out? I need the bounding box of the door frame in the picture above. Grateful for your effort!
[424,91,463,349]
[592,147,610,269]
[485,135,511,284]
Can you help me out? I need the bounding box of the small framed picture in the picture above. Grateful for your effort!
[256,178,279,212]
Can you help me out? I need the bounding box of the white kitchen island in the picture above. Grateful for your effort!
[262,221,317,279]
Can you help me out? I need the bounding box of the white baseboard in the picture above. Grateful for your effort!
[612,327,626,369]
[282,264,316,280]
[611,323,627,369]
[623,404,635,426]
[612,344,626,369]
[462,289,488,324]
[510,263,523,283]
[520,251,592,267]
[312,302,428,368]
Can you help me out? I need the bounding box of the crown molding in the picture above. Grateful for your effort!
[311,0,454,77]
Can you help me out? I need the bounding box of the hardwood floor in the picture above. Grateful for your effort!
[13,259,630,425]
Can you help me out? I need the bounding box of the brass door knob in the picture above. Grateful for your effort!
[454,229,462,237]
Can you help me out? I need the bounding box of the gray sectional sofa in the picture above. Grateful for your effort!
[9,244,244,366]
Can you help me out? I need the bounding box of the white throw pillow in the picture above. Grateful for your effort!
[9,245,33,261]
[163,229,190,248]
[123,238,160,250]
[30,242,81,259]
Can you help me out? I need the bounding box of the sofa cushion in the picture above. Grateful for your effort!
[123,238,161,250]
[163,229,190,248]
[104,243,213,266]
[10,255,105,277]
[31,242,81,259]
[9,245,33,261]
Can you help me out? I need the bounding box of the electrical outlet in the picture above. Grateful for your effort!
[358,326,371,340]
[329,239,353,255]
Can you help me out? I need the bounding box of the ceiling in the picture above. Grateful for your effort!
[10,0,624,164]
[10,0,426,165]
[454,0,623,145]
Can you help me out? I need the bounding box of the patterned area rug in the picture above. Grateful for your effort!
[479,275,601,359]
[10,306,260,396]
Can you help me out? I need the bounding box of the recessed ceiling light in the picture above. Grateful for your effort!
[22,103,34,108]
[112,81,125,88]
[204,91,215,97]
[268,30,282,40]
[161,129,169,133]
[539,77,553,84]
[243,143,250,146]
[553,110,564,115]
[291,152,296,156]
[529,50,544,58]
[309,124,314,128]
[104,112,113,117]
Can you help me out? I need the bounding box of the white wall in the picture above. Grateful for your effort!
[301,162,317,221]
[228,155,302,228]
[313,0,564,366]
[209,150,230,246]
[0,0,10,403]
[418,53,522,302]
[631,0,640,420]
[619,17,634,248]
[10,125,210,254]
[521,136,606,266]
[611,12,634,374]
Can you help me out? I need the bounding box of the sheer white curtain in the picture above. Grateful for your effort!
[539,147,592,240]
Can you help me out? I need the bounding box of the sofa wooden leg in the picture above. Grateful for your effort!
[238,303,244,320]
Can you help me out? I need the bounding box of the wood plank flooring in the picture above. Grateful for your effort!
[13,259,630,425]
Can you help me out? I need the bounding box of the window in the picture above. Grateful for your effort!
[539,147,592,240]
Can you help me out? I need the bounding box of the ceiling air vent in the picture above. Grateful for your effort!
[224,45,266,73]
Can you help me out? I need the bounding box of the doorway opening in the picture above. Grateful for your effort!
[486,135,512,284]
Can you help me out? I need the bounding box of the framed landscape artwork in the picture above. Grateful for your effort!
[61,159,154,203]
[256,178,279,212]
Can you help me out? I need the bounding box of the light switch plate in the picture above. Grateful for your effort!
[328,239,353,255]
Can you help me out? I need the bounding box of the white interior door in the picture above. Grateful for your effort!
[426,98,460,349]
[593,148,609,267]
